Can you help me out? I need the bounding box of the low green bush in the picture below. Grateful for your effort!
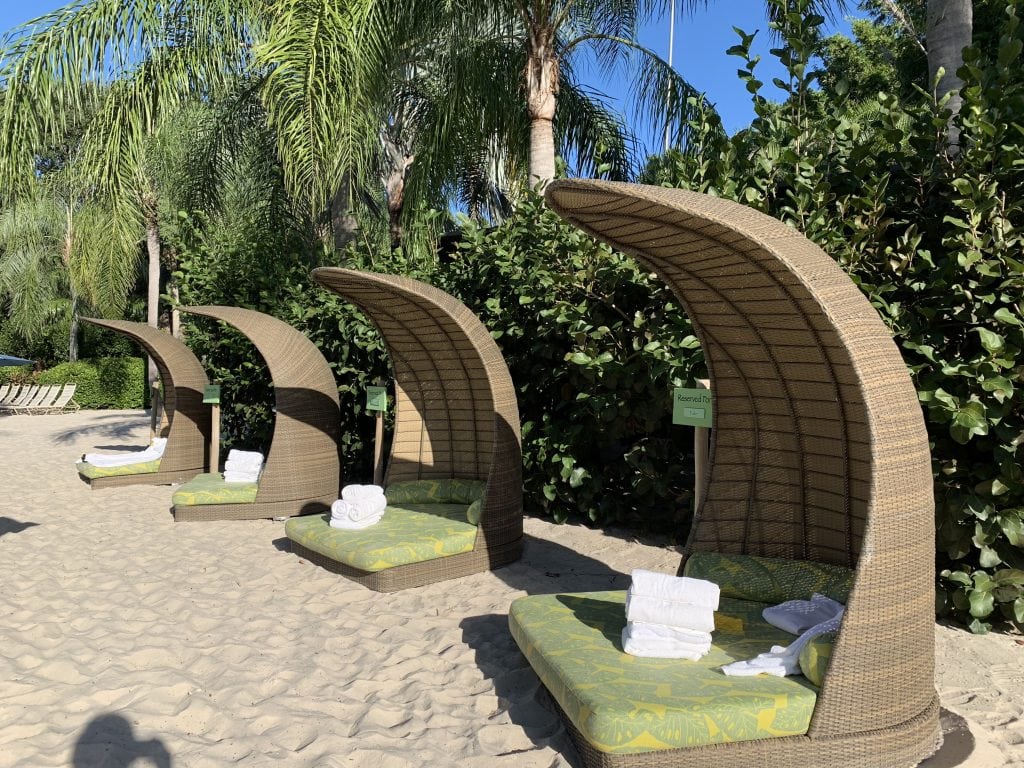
[38,357,146,409]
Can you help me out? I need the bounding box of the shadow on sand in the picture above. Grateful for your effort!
[0,517,39,537]
[72,714,171,768]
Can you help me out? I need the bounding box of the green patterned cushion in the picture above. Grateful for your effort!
[172,473,259,506]
[77,459,162,479]
[285,504,479,572]
[466,499,482,525]
[509,592,818,754]
[683,552,855,604]
[798,632,836,687]
[385,478,486,506]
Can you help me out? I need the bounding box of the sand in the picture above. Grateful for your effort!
[1,410,1020,768]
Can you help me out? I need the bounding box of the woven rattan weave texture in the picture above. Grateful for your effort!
[302,269,523,589]
[175,306,341,522]
[79,318,210,489]
[537,180,938,768]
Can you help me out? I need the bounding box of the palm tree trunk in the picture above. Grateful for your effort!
[144,207,162,422]
[526,31,559,187]
[330,172,359,255]
[68,293,79,362]
[382,132,415,251]
[927,0,973,154]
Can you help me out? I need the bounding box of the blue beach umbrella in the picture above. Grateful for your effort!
[0,354,34,367]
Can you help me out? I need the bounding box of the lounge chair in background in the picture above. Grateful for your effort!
[76,319,210,489]
[507,181,939,768]
[170,306,340,522]
[285,269,523,592]
[32,383,80,414]
[0,384,54,414]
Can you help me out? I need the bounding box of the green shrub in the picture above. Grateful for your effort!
[439,193,705,533]
[642,0,1024,631]
[38,357,145,409]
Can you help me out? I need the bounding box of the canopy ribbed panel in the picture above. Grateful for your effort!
[182,306,340,506]
[310,269,522,545]
[80,318,209,475]
[545,180,936,751]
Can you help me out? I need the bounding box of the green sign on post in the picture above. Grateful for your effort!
[366,385,387,412]
[672,387,712,428]
[202,384,221,404]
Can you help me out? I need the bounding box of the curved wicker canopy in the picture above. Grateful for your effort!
[80,318,209,485]
[179,306,341,519]
[543,180,937,765]
[308,268,522,588]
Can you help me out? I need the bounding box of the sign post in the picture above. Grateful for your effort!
[673,381,712,511]
[203,384,222,472]
[366,382,387,486]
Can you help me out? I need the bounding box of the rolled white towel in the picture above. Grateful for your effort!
[223,470,259,483]
[762,593,844,635]
[621,623,712,659]
[331,497,382,523]
[329,500,384,529]
[341,484,386,515]
[629,569,720,610]
[625,591,716,633]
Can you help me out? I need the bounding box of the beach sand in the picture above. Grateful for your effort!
[1,410,1020,767]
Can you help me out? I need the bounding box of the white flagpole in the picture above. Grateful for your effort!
[664,1,676,151]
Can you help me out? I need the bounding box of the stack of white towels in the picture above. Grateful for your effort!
[223,449,264,483]
[621,569,721,660]
[330,484,387,529]
[720,593,845,677]
[81,437,167,467]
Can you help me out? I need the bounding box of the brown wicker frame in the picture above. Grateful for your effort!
[173,306,341,522]
[291,268,523,591]
[78,318,210,489]
[528,180,939,768]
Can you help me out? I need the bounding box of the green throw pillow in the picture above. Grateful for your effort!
[466,499,482,525]
[385,478,486,506]
[683,552,855,604]
[798,631,837,687]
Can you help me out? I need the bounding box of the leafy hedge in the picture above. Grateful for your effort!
[439,193,704,532]
[642,1,1023,631]
[37,357,146,409]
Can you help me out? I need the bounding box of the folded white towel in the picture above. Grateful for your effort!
[227,449,263,464]
[329,500,384,529]
[625,591,716,633]
[762,593,845,635]
[624,621,712,646]
[225,457,263,472]
[223,470,260,483]
[629,569,721,610]
[721,604,845,677]
[621,623,711,659]
[83,438,167,467]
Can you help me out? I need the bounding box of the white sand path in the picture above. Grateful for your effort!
[0,410,1020,767]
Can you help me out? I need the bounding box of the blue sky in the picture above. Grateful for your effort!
[0,1,859,157]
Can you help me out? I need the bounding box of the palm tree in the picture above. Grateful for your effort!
[0,175,134,361]
[384,0,708,187]
[927,0,972,152]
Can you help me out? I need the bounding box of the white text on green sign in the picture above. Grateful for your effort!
[203,384,221,404]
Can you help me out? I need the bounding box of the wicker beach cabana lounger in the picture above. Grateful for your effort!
[508,181,939,768]
[285,269,523,591]
[171,306,341,522]
[76,319,210,489]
